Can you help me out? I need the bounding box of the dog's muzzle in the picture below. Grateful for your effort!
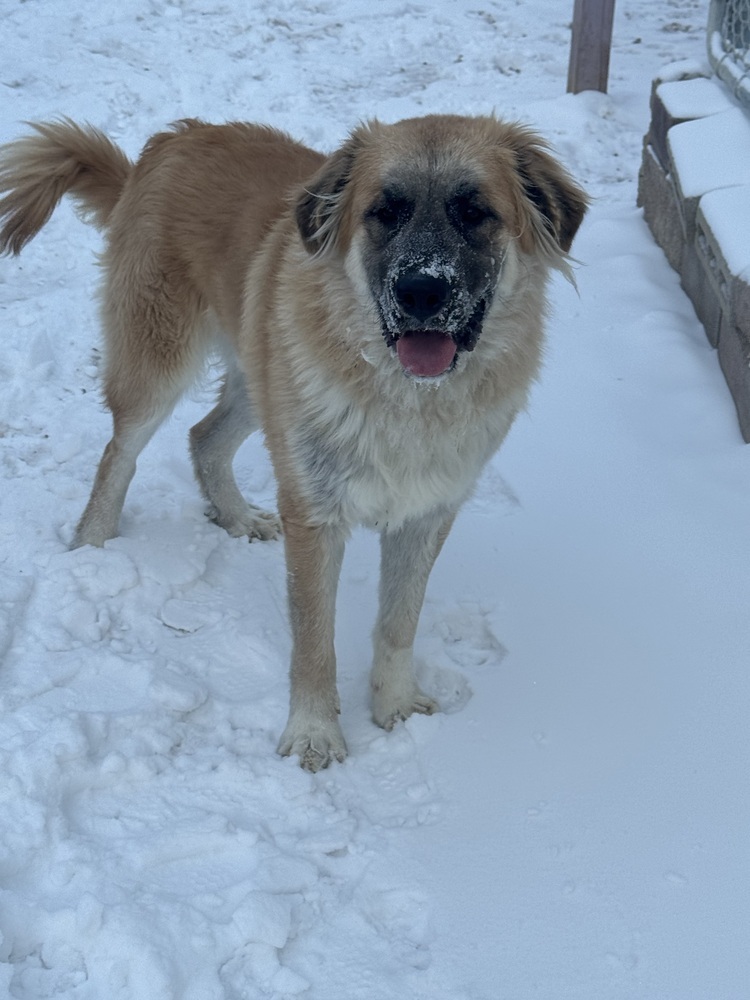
[379,269,488,378]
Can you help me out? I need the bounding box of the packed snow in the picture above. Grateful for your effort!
[1,1,749,998]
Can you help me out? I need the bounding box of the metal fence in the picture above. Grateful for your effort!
[708,0,750,107]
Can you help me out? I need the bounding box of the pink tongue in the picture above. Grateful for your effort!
[396,331,457,377]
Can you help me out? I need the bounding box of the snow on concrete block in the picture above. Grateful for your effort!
[668,107,750,197]
[649,76,736,170]
[653,57,713,85]
[697,186,750,281]
[657,76,737,121]
[668,108,750,242]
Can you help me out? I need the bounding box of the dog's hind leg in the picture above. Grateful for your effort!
[72,269,204,549]
[189,359,281,540]
[72,402,181,548]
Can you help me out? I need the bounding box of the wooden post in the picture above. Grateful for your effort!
[567,0,616,94]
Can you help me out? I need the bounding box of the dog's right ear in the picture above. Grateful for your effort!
[295,136,360,257]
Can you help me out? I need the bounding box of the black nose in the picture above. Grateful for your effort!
[394,272,450,322]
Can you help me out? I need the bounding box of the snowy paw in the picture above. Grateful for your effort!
[277,715,348,772]
[207,503,282,541]
[371,683,439,732]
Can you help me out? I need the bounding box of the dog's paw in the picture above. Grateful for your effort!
[277,717,348,772]
[371,684,439,732]
[208,503,281,541]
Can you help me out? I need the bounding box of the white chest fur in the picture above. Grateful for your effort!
[289,364,519,530]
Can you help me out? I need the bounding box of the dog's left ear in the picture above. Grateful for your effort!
[295,134,362,257]
[510,131,589,257]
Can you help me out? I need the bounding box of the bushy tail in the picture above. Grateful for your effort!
[0,118,132,256]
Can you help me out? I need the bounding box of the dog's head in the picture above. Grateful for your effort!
[295,115,588,380]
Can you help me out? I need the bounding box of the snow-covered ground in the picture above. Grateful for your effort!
[1,1,749,997]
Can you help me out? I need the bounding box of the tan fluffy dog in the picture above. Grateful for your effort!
[0,116,587,769]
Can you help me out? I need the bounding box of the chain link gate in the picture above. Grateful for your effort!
[708,0,750,107]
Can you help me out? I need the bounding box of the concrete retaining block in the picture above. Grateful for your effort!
[718,315,750,441]
[637,144,685,272]
[638,76,750,442]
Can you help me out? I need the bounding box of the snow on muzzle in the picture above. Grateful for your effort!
[378,258,491,377]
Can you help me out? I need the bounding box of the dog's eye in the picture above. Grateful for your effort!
[368,197,411,230]
[450,196,494,229]
[375,205,399,225]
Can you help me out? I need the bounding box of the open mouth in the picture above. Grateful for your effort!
[395,330,458,378]
[380,294,489,379]
[391,299,488,378]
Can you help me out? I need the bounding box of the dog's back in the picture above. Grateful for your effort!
[109,121,324,333]
[0,119,324,336]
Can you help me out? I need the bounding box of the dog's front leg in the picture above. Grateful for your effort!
[371,507,456,730]
[277,515,347,771]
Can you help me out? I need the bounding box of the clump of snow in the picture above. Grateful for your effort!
[1,2,749,999]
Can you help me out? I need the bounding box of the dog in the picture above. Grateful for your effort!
[0,115,587,770]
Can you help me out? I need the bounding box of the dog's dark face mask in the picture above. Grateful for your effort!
[295,118,588,381]
[360,174,505,378]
